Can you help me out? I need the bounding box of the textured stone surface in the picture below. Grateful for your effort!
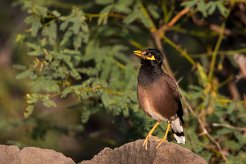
[13,147,75,164]
[0,145,74,164]
[0,138,206,164]
[80,137,206,164]
[0,145,20,163]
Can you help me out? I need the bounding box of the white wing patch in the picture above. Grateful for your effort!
[171,117,185,144]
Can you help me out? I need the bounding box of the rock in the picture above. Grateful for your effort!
[153,143,205,164]
[0,138,206,164]
[0,145,75,164]
[80,137,206,164]
[0,145,20,163]
[13,147,75,164]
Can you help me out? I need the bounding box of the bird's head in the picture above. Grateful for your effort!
[133,48,163,65]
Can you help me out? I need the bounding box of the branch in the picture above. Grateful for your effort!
[212,123,246,132]
[159,8,190,34]
[151,7,192,76]
[208,23,225,82]
[85,12,125,19]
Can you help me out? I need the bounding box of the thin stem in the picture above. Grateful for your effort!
[171,26,218,38]
[212,123,246,132]
[159,8,190,36]
[218,76,234,89]
[208,23,225,82]
[129,39,144,49]
[85,12,125,19]
[139,3,157,32]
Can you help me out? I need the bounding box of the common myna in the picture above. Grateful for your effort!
[133,48,185,149]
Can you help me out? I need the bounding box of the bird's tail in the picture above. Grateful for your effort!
[171,117,185,144]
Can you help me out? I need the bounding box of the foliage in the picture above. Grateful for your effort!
[2,0,246,162]
[182,0,229,17]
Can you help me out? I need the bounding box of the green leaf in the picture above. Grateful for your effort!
[24,105,34,118]
[31,78,60,93]
[123,11,139,24]
[101,92,111,107]
[42,98,57,108]
[16,69,32,79]
[207,2,216,15]
[60,31,72,46]
[24,15,42,36]
[60,19,69,31]
[148,5,160,19]
[98,4,114,25]
[42,21,57,44]
[197,0,208,17]
[114,0,132,14]
[81,108,91,123]
[216,2,229,17]
[197,64,208,86]
[181,0,197,8]
[52,10,60,17]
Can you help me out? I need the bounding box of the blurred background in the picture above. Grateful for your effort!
[0,0,245,163]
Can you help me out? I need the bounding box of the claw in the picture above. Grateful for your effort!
[142,134,151,150]
[142,122,160,150]
[156,138,168,148]
[156,123,171,149]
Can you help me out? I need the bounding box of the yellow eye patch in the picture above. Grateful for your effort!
[145,55,155,60]
[133,50,156,61]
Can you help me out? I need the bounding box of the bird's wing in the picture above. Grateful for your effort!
[163,73,184,124]
[163,73,181,99]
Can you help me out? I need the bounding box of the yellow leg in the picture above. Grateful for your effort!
[156,122,171,148]
[142,121,160,150]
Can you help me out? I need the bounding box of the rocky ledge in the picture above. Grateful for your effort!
[0,137,206,164]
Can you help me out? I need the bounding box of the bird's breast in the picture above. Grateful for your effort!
[137,85,167,121]
[137,78,179,121]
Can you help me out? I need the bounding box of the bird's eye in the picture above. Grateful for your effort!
[147,53,152,57]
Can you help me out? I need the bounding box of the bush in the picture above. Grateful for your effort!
[8,0,246,162]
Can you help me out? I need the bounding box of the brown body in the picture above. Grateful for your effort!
[137,74,179,121]
[134,48,185,145]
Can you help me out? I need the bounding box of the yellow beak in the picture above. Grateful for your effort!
[133,50,156,60]
[133,50,142,58]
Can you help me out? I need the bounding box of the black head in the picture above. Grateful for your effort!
[133,48,163,66]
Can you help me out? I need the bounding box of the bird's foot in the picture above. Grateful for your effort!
[156,138,168,149]
[156,122,171,149]
[142,122,160,150]
[142,134,152,150]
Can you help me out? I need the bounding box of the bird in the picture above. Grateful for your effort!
[133,48,185,149]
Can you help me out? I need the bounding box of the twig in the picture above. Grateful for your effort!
[218,76,234,89]
[208,23,225,82]
[228,81,241,100]
[151,8,191,76]
[212,123,246,132]
[85,12,125,19]
[158,8,190,35]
